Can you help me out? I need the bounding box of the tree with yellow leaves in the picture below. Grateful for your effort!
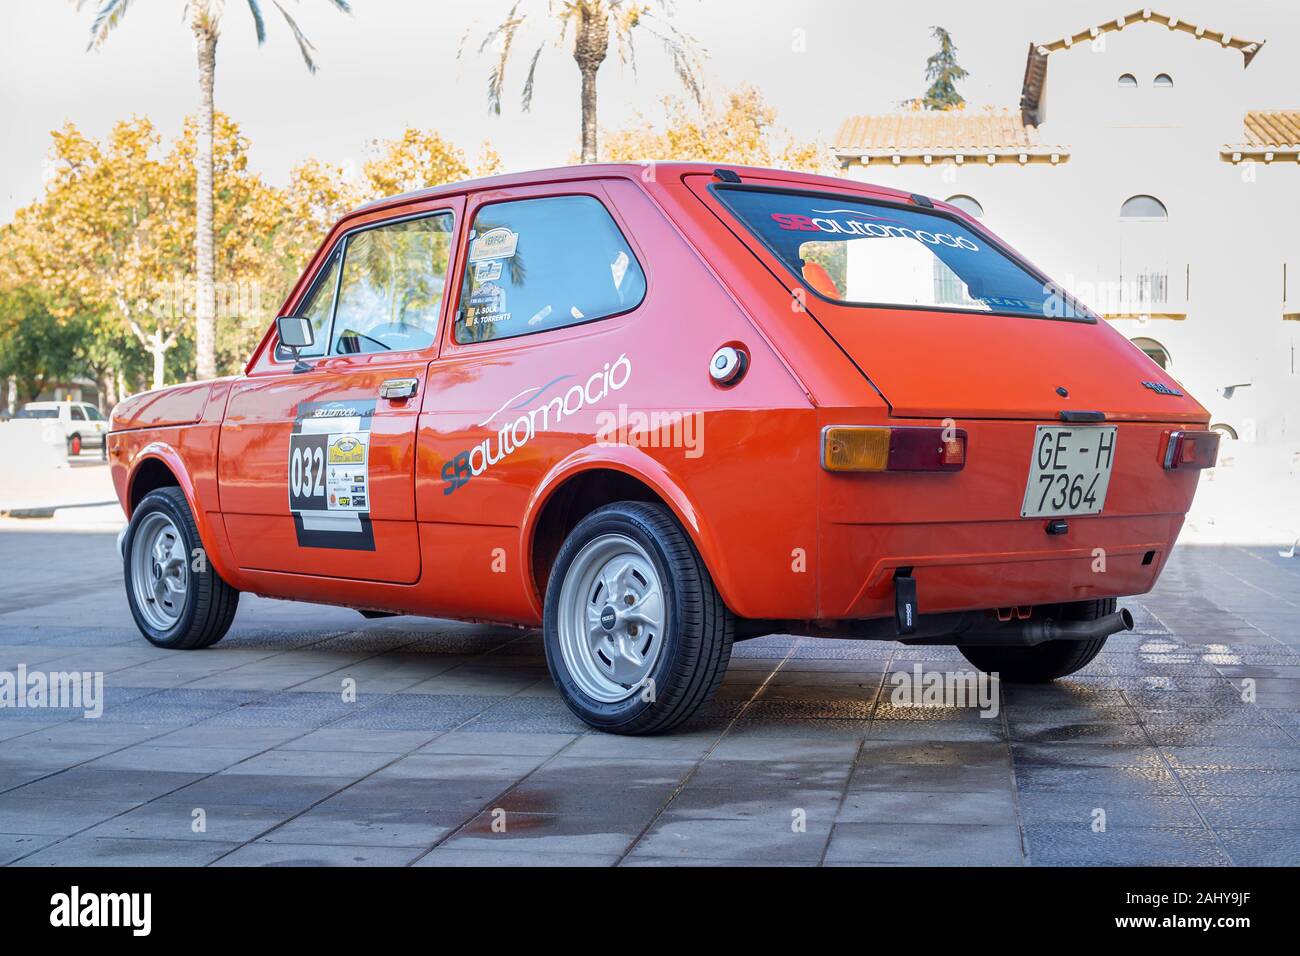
[16,118,188,391]
[78,0,353,382]
[601,85,829,173]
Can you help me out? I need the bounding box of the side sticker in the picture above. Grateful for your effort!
[289,400,377,551]
[468,226,518,262]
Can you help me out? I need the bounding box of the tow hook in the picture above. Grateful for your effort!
[894,570,917,635]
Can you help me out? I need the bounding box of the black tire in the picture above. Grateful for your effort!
[543,501,733,735]
[123,487,239,649]
[959,598,1115,682]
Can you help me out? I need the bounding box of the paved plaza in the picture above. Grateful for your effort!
[1,526,1297,866]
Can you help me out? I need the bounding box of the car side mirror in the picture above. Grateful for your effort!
[276,315,315,372]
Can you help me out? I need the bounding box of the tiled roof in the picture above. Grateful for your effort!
[831,109,1067,161]
[1243,110,1300,147]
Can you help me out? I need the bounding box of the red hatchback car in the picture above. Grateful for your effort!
[109,163,1217,734]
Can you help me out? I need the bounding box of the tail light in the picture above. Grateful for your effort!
[822,425,967,473]
[1161,430,1220,470]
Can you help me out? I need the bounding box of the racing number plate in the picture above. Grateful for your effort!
[1021,425,1117,518]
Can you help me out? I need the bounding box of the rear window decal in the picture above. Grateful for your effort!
[289,400,377,551]
[464,281,510,330]
[469,226,518,262]
[473,259,503,282]
[771,209,981,251]
[714,186,1092,322]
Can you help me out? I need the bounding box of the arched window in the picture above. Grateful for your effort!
[1131,337,1171,370]
[1118,73,1138,88]
[1153,73,1174,87]
[945,195,984,218]
[1120,195,1168,220]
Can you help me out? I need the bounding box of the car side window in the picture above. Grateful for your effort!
[330,213,454,356]
[84,405,105,421]
[70,406,85,421]
[455,194,646,344]
[276,249,340,361]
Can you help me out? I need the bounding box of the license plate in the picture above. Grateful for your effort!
[1021,426,1117,518]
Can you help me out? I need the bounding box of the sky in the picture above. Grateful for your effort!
[1,0,1295,222]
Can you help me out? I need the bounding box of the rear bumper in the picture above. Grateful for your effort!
[821,513,1182,619]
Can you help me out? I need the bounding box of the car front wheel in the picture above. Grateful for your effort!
[543,501,733,735]
[123,487,239,649]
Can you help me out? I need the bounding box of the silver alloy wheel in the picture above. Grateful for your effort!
[556,532,667,703]
[129,511,189,631]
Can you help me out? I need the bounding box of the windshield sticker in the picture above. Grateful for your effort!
[770,211,980,251]
[289,399,376,550]
[464,282,509,329]
[474,259,503,282]
[442,354,631,495]
[469,226,518,262]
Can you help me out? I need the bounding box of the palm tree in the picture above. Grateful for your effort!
[463,1,704,164]
[80,0,352,382]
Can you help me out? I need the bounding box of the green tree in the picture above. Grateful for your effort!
[910,25,968,110]
[462,1,704,164]
[79,0,352,382]
[0,285,83,403]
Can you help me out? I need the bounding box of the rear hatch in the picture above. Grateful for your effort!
[689,175,1207,424]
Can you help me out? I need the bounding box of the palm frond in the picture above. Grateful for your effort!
[246,0,266,44]
[325,0,352,12]
[273,0,318,73]
[638,12,704,103]
[521,42,545,111]
[82,0,137,51]
[483,2,528,115]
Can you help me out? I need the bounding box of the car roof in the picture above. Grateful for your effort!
[348,162,917,219]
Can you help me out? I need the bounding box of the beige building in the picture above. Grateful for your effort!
[831,8,1299,446]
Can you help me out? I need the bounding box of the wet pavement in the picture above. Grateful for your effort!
[1,529,1297,866]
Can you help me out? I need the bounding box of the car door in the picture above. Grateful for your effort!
[219,201,463,583]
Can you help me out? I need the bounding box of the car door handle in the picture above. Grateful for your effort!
[379,378,419,401]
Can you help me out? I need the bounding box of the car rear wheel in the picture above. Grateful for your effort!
[124,487,239,649]
[543,501,733,735]
[958,598,1115,682]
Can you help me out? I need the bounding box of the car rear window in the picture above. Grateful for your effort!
[714,186,1090,321]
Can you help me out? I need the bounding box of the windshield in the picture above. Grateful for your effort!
[715,187,1090,321]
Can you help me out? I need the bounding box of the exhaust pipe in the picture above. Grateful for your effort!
[956,608,1133,647]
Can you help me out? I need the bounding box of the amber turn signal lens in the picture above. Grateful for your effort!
[822,426,891,472]
[822,425,968,473]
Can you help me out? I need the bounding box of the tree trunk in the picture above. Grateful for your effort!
[573,3,609,164]
[151,342,166,391]
[580,67,599,163]
[193,21,218,382]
